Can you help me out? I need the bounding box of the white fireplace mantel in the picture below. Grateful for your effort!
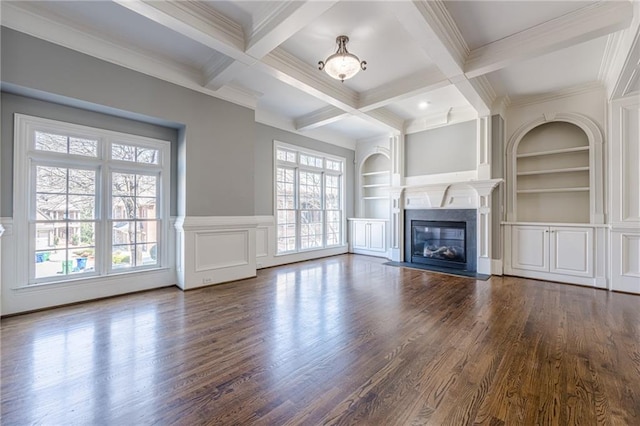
[399,178,502,210]
[388,178,502,275]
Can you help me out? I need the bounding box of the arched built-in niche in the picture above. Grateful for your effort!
[358,148,391,219]
[506,113,604,224]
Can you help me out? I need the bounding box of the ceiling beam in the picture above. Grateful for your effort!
[113,0,250,63]
[295,106,348,131]
[203,55,250,90]
[392,0,493,114]
[464,1,634,79]
[245,1,339,58]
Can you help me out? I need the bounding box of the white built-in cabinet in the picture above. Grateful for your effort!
[350,146,391,258]
[505,115,605,287]
[348,218,387,256]
[511,225,594,283]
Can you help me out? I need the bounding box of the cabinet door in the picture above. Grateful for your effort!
[512,225,549,272]
[352,221,368,250]
[368,221,386,252]
[550,227,593,277]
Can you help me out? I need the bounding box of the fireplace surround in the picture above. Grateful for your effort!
[405,209,477,272]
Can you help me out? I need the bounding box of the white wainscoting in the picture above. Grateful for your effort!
[175,216,259,290]
[254,216,348,269]
[609,94,639,293]
[1,217,177,316]
[611,229,640,294]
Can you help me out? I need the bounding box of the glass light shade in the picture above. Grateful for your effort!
[323,52,362,82]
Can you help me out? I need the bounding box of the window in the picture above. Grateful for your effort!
[14,114,170,285]
[274,142,344,254]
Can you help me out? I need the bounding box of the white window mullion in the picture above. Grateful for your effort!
[15,114,169,288]
[274,141,344,255]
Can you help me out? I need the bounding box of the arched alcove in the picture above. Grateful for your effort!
[506,113,604,224]
[358,150,391,218]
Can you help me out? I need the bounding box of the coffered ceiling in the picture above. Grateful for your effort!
[1,1,635,146]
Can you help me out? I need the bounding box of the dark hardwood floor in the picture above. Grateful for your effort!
[1,254,639,425]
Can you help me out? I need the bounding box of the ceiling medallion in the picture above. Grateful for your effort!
[318,35,367,82]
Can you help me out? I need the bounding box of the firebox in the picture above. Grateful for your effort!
[404,209,477,272]
[411,221,466,268]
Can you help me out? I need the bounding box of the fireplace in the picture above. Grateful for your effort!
[411,221,466,268]
[405,209,477,272]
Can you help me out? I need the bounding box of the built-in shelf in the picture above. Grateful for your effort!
[516,146,589,158]
[362,183,388,188]
[362,196,389,200]
[517,166,590,176]
[361,171,390,177]
[517,187,590,194]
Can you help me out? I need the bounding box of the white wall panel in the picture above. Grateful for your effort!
[195,231,249,271]
[610,94,640,293]
[176,216,257,290]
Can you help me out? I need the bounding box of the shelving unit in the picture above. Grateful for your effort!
[360,154,390,219]
[515,122,590,223]
[504,114,606,289]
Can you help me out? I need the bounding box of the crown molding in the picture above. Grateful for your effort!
[246,1,337,59]
[465,1,633,79]
[357,68,449,111]
[295,106,347,131]
[255,109,357,150]
[217,84,262,110]
[259,47,359,110]
[1,3,260,111]
[410,0,469,71]
[114,0,246,60]
[203,58,249,91]
[248,1,294,42]
[393,0,467,78]
[599,32,623,83]
[610,9,640,99]
[470,76,497,112]
[404,105,477,135]
[509,81,605,108]
[356,133,392,146]
[362,108,404,132]
[1,3,201,86]
[453,78,491,116]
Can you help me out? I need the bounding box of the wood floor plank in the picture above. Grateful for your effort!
[1,254,639,425]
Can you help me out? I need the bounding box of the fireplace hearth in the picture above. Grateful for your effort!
[405,209,477,272]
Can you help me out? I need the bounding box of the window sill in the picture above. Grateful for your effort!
[12,267,173,292]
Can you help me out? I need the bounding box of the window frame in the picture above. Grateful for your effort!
[273,141,345,255]
[14,114,171,287]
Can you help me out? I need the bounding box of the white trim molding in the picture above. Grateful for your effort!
[174,216,260,290]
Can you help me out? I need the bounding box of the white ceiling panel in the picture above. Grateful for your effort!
[280,1,434,92]
[385,85,470,120]
[234,68,330,118]
[323,115,389,141]
[203,1,282,40]
[445,1,596,50]
[486,36,608,98]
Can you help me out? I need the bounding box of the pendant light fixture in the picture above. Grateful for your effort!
[318,35,367,82]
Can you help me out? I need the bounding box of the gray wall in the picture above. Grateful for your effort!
[405,120,477,176]
[254,123,355,218]
[1,27,255,217]
[1,92,179,216]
